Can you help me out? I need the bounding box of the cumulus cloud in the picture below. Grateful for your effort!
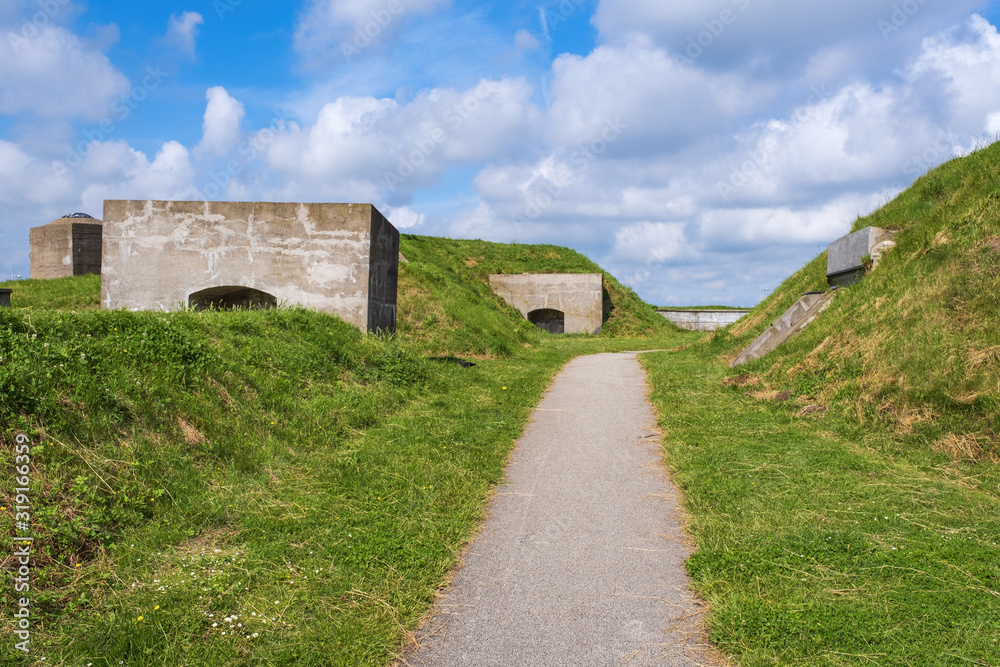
[197,87,246,157]
[258,77,540,200]
[0,24,129,120]
[613,222,691,263]
[165,11,204,56]
[591,0,985,78]
[385,205,425,229]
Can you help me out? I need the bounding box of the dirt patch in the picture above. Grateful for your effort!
[724,374,760,387]
[798,405,828,417]
[177,417,206,446]
[746,390,793,402]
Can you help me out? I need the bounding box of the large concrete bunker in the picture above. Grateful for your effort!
[29,213,103,279]
[489,273,603,334]
[101,200,399,332]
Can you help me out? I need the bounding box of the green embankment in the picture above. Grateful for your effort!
[0,236,681,665]
[641,141,1000,663]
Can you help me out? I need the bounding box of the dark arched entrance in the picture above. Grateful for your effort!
[528,308,565,334]
[188,286,278,311]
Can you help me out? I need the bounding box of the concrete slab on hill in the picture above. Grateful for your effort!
[730,292,833,367]
[401,352,723,666]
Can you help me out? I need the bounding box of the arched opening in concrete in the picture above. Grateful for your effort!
[188,286,277,311]
[528,308,565,334]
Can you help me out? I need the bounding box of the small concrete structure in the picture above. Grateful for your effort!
[827,226,896,287]
[101,200,399,332]
[0,289,11,308]
[731,292,833,367]
[29,213,103,279]
[659,309,750,332]
[489,273,603,334]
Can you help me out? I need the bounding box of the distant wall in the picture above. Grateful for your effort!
[659,310,750,332]
[488,273,603,334]
[101,200,399,332]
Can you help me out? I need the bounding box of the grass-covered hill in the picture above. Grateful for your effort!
[637,142,1000,664]
[709,140,1000,460]
[0,236,682,665]
[396,234,672,355]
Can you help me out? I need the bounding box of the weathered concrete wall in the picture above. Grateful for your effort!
[731,292,833,367]
[101,201,399,332]
[659,310,750,332]
[29,218,103,279]
[827,227,896,287]
[488,274,603,334]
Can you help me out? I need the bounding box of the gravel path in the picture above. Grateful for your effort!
[401,352,724,666]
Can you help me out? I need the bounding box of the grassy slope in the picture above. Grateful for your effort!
[0,238,682,666]
[643,142,1000,663]
[397,234,672,355]
[710,140,1000,455]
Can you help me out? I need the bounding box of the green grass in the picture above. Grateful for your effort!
[0,275,101,311]
[398,234,675,351]
[0,238,687,666]
[642,344,1000,665]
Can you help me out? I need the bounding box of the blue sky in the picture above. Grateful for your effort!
[3,0,1000,305]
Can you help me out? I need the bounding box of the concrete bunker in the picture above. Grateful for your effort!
[101,200,399,333]
[827,226,896,287]
[0,289,11,308]
[528,308,566,334]
[489,273,603,334]
[29,213,103,279]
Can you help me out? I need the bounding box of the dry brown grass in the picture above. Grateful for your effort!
[723,374,760,387]
[933,434,989,462]
[745,390,792,402]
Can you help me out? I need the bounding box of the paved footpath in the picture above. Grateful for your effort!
[401,352,724,667]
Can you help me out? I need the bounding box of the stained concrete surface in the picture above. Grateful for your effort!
[827,227,896,287]
[489,274,603,335]
[401,353,723,667]
[100,200,398,332]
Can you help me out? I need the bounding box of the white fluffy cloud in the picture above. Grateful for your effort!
[165,11,204,56]
[0,24,129,120]
[385,205,425,229]
[257,77,539,201]
[591,0,986,76]
[197,87,246,157]
[614,222,690,263]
